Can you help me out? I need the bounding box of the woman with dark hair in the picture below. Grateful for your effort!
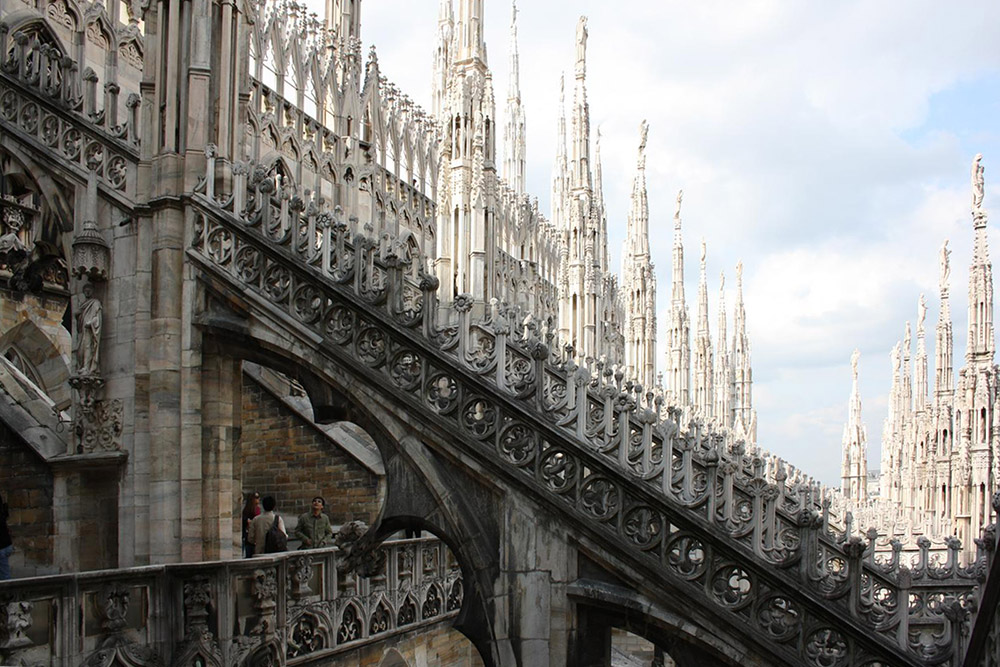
[0,492,12,579]
[241,492,261,558]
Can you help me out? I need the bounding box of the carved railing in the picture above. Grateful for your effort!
[0,536,462,667]
[0,25,141,157]
[187,161,991,667]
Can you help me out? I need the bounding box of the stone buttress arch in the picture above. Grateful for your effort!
[194,300,514,667]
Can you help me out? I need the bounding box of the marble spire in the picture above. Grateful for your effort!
[569,16,591,192]
[731,261,755,445]
[502,0,526,193]
[915,294,928,412]
[551,74,567,229]
[665,191,690,407]
[841,349,869,502]
[693,240,714,419]
[621,121,656,389]
[967,153,994,365]
[454,0,487,64]
[713,271,732,426]
[430,0,454,120]
[934,240,954,397]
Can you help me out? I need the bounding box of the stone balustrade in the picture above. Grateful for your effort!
[0,535,463,667]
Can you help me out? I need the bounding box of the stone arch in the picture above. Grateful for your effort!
[194,314,507,666]
[0,318,71,409]
[1,135,75,242]
[2,9,70,57]
[378,648,409,667]
[570,580,755,667]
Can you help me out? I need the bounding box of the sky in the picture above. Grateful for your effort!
[337,0,1000,485]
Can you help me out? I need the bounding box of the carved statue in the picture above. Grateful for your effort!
[851,349,859,379]
[918,294,926,329]
[76,282,103,376]
[972,153,985,209]
[940,240,951,286]
[575,16,588,71]
[674,190,683,226]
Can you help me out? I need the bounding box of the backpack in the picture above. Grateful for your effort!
[263,514,287,553]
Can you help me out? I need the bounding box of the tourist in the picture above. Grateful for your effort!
[0,492,11,580]
[241,492,261,558]
[248,495,286,555]
[294,496,334,549]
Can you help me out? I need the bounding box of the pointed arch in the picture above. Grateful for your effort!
[2,10,71,57]
[0,319,72,409]
[378,648,410,667]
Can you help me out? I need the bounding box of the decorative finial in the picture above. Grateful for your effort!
[700,239,707,267]
[851,349,860,381]
[736,260,743,286]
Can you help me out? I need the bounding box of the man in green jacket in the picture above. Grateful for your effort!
[295,496,334,549]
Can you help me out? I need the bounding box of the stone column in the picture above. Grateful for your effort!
[199,341,241,560]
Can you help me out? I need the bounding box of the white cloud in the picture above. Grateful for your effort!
[351,0,1000,484]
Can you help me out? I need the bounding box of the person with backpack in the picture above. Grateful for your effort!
[248,495,287,555]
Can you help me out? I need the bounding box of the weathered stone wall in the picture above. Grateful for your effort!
[53,466,120,572]
[238,375,384,527]
[322,623,484,666]
[0,422,54,575]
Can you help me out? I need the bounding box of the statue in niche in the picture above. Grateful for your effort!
[972,153,985,209]
[76,282,102,376]
[940,240,951,286]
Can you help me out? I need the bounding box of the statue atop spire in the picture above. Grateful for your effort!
[637,119,648,167]
[575,16,588,75]
[940,239,951,288]
[973,153,985,210]
[674,189,683,236]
